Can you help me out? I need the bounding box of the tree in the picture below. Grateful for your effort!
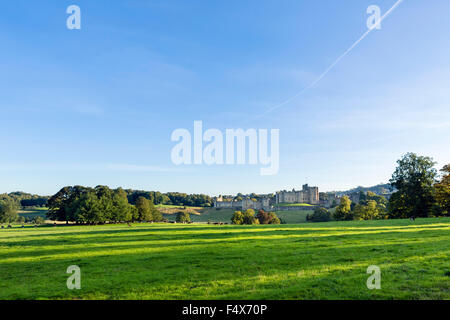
[352,200,380,220]
[256,210,271,224]
[73,192,103,224]
[110,188,133,222]
[176,211,191,223]
[231,211,244,225]
[256,210,281,224]
[307,207,331,222]
[47,186,91,223]
[388,153,437,218]
[334,196,352,221]
[243,209,258,225]
[149,200,163,222]
[34,216,45,225]
[434,164,450,216]
[135,197,153,222]
[267,212,281,224]
[0,197,19,223]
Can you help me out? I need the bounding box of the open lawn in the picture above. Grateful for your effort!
[0,218,449,300]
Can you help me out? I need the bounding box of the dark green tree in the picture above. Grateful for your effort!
[388,153,437,218]
[176,211,191,223]
[434,164,450,216]
[307,207,331,222]
[135,197,153,222]
[0,197,19,223]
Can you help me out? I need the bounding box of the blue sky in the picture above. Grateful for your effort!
[1,0,449,196]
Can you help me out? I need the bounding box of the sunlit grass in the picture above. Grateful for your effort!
[0,218,449,300]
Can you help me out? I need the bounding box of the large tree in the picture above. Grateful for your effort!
[388,153,437,218]
[434,164,450,216]
[334,196,352,221]
[0,197,19,223]
[135,197,153,222]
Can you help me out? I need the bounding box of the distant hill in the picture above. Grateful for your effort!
[330,183,394,196]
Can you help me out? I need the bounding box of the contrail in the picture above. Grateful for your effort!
[257,0,404,118]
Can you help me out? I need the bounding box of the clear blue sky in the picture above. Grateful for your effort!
[1,0,449,196]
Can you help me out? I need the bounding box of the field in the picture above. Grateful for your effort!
[0,218,449,300]
[161,207,314,224]
[18,207,48,219]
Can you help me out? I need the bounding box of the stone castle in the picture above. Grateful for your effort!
[275,184,319,205]
[213,184,320,210]
[213,196,271,211]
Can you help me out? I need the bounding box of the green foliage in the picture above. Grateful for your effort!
[176,211,191,223]
[256,210,281,224]
[34,216,45,225]
[46,185,155,224]
[136,197,153,222]
[352,200,382,220]
[126,190,213,207]
[307,207,331,222]
[232,209,259,225]
[434,164,450,216]
[334,196,352,221]
[243,209,258,225]
[231,211,244,225]
[388,153,438,218]
[0,197,19,223]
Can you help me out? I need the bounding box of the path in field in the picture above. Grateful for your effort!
[0,218,449,299]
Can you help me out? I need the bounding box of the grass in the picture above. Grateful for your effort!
[275,203,314,207]
[0,218,449,300]
[156,205,204,215]
[274,210,313,224]
[18,208,48,219]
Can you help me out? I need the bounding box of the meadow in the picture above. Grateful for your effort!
[0,218,449,300]
[160,207,314,224]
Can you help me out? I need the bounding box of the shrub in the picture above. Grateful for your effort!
[256,210,281,224]
[176,211,191,223]
[307,207,331,222]
[34,216,45,225]
[231,211,244,225]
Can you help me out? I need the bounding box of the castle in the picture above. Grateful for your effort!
[213,196,271,211]
[213,184,320,210]
[275,184,319,205]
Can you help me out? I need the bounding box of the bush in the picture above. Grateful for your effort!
[307,207,331,222]
[231,211,244,225]
[34,216,45,225]
[256,210,281,224]
[176,211,191,223]
[243,209,258,225]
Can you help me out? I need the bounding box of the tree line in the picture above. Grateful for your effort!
[46,185,164,224]
[124,190,213,207]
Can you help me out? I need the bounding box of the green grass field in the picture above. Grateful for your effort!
[18,207,48,219]
[161,207,314,224]
[275,203,314,207]
[0,218,449,300]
